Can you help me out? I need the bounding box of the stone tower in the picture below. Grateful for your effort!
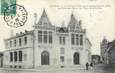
[100,37,108,63]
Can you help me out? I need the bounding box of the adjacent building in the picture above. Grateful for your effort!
[107,40,115,64]
[0,52,3,67]
[3,10,92,69]
[100,38,115,64]
[91,55,100,64]
[100,38,109,64]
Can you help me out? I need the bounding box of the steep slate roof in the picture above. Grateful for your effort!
[37,9,52,26]
[68,13,81,30]
[102,38,108,44]
[68,13,77,26]
[107,40,115,52]
[5,30,34,41]
[56,27,68,33]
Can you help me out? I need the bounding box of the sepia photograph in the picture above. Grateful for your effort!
[0,0,115,73]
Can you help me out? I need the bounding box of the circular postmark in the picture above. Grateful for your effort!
[4,4,28,28]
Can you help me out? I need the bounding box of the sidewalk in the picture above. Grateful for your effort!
[0,67,95,73]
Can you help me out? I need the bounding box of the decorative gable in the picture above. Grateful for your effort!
[68,13,77,27]
[68,13,82,31]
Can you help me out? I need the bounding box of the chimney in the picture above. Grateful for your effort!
[16,33,19,36]
[25,30,28,33]
[34,13,37,25]
[20,32,23,34]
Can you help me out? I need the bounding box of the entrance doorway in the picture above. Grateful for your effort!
[73,52,80,64]
[41,51,50,65]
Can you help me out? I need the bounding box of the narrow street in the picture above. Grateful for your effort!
[93,64,115,73]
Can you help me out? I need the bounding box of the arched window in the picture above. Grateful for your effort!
[41,51,50,65]
[73,52,80,64]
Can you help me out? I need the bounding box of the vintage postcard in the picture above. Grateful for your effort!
[0,0,115,73]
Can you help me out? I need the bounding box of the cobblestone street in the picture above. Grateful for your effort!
[93,64,115,73]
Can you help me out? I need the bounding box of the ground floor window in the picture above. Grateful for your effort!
[9,65,12,68]
[19,51,22,61]
[14,52,17,62]
[19,66,21,68]
[10,52,13,62]
[10,51,23,62]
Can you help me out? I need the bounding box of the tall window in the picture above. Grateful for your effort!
[24,36,27,45]
[71,34,75,45]
[60,48,64,54]
[10,41,12,47]
[44,31,47,43]
[59,36,65,44]
[71,34,83,45]
[59,37,62,44]
[14,40,16,47]
[49,32,52,43]
[63,37,65,44]
[19,51,22,61]
[80,35,83,45]
[38,31,42,43]
[10,52,13,62]
[14,52,17,62]
[76,34,79,45]
[19,38,22,46]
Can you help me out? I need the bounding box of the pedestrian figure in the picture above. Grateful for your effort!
[90,62,93,69]
[86,62,89,70]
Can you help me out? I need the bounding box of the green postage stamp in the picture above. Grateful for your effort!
[0,0,16,15]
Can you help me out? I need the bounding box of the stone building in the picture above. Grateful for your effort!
[107,40,115,64]
[0,52,3,67]
[91,55,100,64]
[101,38,115,64]
[3,10,92,69]
[100,38,109,64]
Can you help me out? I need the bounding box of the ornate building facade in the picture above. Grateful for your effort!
[3,10,91,69]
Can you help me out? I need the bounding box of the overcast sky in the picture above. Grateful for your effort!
[0,0,115,55]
